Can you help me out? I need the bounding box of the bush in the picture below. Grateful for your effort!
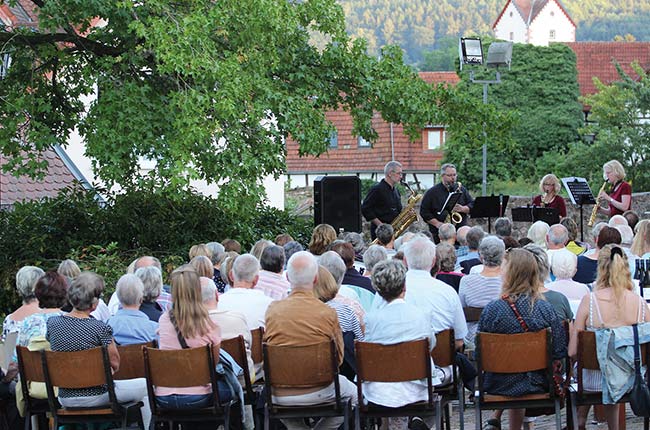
[0,186,311,316]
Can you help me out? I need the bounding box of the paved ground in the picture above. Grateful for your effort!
[448,401,646,430]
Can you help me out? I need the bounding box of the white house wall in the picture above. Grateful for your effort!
[528,2,575,46]
[494,3,528,43]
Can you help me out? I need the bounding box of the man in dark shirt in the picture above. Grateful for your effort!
[361,161,403,240]
[420,163,474,243]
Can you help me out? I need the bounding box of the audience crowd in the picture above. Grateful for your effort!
[2,211,650,430]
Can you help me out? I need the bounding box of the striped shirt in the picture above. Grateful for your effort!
[326,300,364,341]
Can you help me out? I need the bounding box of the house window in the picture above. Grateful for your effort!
[509,11,513,17]
[550,11,555,16]
[357,136,371,148]
[328,131,338,149]
[549,29,556,40]
[509,32,514,41]
[425,128,445,150]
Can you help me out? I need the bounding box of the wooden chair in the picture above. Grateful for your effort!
[263,340,352,430]
[570,330,650,430]
[42,345,144,429]
[143,344,235,429]
[15,346,50,430]
[221,335,255,399]
[474,328,563,430]
[463,307,483,323]
[112,341,156,381]
[355,338,441,430]
[251,327,264,371]
[431,328,464,430]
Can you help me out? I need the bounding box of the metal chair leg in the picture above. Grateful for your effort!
[475,399,481,430]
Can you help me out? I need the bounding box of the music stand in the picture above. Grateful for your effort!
[562,177,596,242]
[470,195,510,233]
[437,191,462,221]
[511,206,559,225]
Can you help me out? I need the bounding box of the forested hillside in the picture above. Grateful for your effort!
[338,0,650,67]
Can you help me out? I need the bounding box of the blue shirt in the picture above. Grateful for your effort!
[362,299,440,407]
[107,309,158,345]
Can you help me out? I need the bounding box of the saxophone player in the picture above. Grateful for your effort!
[420,163,474,244]
[362,161,403,241]
[597,160,632,218]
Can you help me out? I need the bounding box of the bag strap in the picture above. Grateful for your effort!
[502,294,529,332]
[168,310,190,349]
[634,323,643,376]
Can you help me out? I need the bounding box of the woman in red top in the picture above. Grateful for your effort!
[532,173,567,218]
[598,160,631,218]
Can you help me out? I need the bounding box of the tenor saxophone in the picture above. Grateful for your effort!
[588,181,608,227]
[446,182,463,225]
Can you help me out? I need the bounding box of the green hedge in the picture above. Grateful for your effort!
[0,186,311,316]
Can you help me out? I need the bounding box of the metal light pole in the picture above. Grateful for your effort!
[470,70,501,196]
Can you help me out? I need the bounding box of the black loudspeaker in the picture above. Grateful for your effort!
[313,176,362,233]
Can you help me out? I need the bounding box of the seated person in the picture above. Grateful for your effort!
[107,274,158,345]
[46,272,151,428]
[363,259,440,430]
[569,245,650,430]
[478,249,566,430]
[433,242,464,292]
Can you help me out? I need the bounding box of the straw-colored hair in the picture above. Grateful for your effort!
[170,265,215,339]
[631,220,650,257]
[308,224,337,256]
[501,248,542,304]
[189,255,213,278]
[595,244,633,309]
[312,265,338,302]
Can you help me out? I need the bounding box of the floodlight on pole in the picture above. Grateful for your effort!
[458,38,512,196]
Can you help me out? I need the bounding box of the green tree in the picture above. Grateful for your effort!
[575,63,650,190]
[0,0,504,215]
[444,43,584,190]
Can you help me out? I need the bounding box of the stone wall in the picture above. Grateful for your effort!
[380,192,650,246]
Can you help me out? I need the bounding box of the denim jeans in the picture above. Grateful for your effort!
[156,380,233,409]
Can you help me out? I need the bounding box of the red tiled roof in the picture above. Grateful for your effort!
[493,0,575,30]
[564,42,650,99]
[0,149,78,207]
[0,0,38,29]
[286,72,459,174]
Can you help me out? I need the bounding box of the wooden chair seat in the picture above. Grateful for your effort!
[354,338,441,430]
[430,328,464,430]
[570,329,650,430]
[113,341,156,381]
[143,345,236,429]
[474,329,563,430]
[42,346,144,429]
[263,340,351,430]
[483,393,551,403]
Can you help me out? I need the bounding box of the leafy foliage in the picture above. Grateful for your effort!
[0,0,495,216]
[444,43,583,191]
[0,186,311,316]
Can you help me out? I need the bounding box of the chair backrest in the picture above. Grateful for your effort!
[355,338,434,410]
[250,327,264,365]
[263,340,341,411]
[431,328,455,367]
[463,307,483,323]
[42,346,117,414]
[477,329,549,374]
[15,345,47,412]
[220,335,253,396]
[113,341,156,380]
[263,340,337,388]
[143,345,222,415]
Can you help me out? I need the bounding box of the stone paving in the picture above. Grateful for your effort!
[448,401,646,430]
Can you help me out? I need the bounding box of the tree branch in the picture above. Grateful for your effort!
[0,31,126,56]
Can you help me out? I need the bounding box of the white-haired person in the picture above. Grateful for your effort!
[362,245,388,279]
[2,266,44,340]
[218,254,273,330]
[527,220,550,250]
[47,272,151,427]
[546,251,590,301]
[107,274,158,345]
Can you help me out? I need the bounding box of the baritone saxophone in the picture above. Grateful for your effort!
[371,179,422,245]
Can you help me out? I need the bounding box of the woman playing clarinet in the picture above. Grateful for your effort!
[532,173,566,218]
